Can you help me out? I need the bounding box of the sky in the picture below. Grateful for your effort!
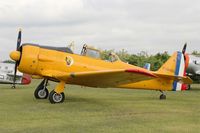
[0,0,200,60]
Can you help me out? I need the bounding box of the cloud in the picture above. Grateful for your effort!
[0,0,199,60]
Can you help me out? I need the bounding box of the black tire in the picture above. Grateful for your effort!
[49,90,65,104]
[160,94,166,100]
[34,87,49,99]
[11,85,16,89]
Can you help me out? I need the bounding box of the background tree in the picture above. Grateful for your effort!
[101,49,170,71]
[192,51,200,56]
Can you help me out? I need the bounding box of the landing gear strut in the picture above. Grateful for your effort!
[34,79,49,99]
[159,90,166,100]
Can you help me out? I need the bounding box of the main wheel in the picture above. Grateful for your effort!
[160,94,166,100]
[49,90,65,104]
[34,87,49,99]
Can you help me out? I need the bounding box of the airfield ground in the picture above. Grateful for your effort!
[0,80,199,133]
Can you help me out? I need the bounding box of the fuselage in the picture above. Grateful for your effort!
[14,44,176,91]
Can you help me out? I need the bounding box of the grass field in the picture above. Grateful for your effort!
[0,80,199,133]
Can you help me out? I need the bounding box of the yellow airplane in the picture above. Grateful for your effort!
[10,30,192,104]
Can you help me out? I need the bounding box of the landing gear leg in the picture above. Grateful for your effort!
[159,90,166,100]
[49,81,65,104]
[34,79,49,99]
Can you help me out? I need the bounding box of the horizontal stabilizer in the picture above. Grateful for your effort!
[153,73,193,84]
[7,74,22,77]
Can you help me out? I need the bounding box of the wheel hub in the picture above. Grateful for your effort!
[38,90,47,98]
[53,93,63,103]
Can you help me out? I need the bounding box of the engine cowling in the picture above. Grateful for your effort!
[18,44,40,75]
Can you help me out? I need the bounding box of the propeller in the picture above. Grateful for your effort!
[182,43,187,55]
[12,29,22,88]
[181,43,187,61]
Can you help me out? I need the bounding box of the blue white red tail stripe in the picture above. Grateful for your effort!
[173,52,185,91]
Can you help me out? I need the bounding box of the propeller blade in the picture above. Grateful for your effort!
[13,29,22,88]
[16,29,22,51]
[182,43,187,54]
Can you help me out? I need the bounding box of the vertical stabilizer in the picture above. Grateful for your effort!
[157,51,188,91]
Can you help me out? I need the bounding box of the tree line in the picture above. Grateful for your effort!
[101,49,200,71]
[101,49,170,71]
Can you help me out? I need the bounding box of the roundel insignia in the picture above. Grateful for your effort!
[65,56,74,66]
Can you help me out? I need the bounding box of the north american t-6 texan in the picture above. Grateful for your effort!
[9,30,192,104]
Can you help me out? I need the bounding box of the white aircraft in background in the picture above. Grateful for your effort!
[186,55,200,83]
[0,62,31,88]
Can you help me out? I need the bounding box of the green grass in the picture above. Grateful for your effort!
[0,80,199,133]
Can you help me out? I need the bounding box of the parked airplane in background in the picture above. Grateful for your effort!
[9,30,192,104]
[0,62,31,88]
[186,55,200,88]
[187,55,200,77]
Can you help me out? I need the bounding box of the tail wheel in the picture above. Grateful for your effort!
[49,90,65,104]
[160,94,166,100]
[34,87,49,99]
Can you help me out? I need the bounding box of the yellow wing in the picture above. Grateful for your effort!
[41,69,157,87]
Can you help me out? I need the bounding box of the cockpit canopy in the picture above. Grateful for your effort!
[80,44,120,62]
[81,44,101,59]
